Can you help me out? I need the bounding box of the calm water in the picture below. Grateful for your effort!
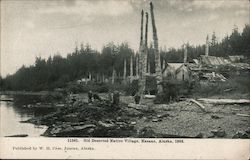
[0,95,56,137]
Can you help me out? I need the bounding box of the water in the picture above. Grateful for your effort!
[0,95,56,137]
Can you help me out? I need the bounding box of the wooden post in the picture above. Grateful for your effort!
[136,54,139,77]
[112,68,115,84]
[130,55,133,77]
[162,59,165,70]
[138,12,149,104]
[123,58,127,84]
[147,60,150,74]
[144,12,149,75]
[205,35,209,56]
[89,72,92,81]
[184,44,187,63]
[150,2,163,93]
[140,10,144,47]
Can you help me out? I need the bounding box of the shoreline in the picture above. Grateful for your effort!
[1,92,249,138]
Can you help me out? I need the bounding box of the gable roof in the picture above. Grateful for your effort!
[166,63,183,70]
[200,55,230,66]
[162,63,189,74]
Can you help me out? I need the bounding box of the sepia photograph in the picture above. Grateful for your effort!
[0,0,250,159]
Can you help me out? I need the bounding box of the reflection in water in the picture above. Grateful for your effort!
[0,95,55,137]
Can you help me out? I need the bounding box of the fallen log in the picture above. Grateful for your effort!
[231,108,241,111]
[43,124,96,137]
[0,98,14,102]
[236,113,250,117]
[189,99,206,112]
[144,95,156,99]
[197,98,250,104]
[5,134,28,137]
[127,103,147,111]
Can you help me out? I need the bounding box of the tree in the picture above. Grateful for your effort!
[229,25,242,54]
[2,24,249,91]
[211,31,217,46]
[241,24,250,56]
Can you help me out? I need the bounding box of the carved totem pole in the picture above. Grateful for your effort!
[150,2,163,93]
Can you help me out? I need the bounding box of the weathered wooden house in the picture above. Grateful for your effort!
[162,63,190,81]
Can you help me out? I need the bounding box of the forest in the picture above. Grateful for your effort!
[1,24,249,91]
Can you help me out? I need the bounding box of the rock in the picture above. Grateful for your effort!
[195,133,204,138]
[211,128,226,137]
[98,121,115,128]
[142,117,147,121]
[232,131,249,139]
[116,117,122,121]
[152,118,162,122]
[131,121,137,125]
[157,114,162,118]
[116,122,126,127]
[87,128,95,134]
[43,124,96,137]
[245,127,250,134]
[211,115,221,119]
[138,127,157,138]
[64,114,79,123]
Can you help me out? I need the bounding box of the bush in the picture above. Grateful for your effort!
[40,92,64,103]
[67,83,110,94]
[192,72,250,98]
[125,80,139,96]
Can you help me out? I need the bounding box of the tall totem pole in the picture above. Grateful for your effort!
[130,55,133,77]
[184,44,188,64]
[142,12,148,84]
[123,58,127,84]
[205,35,209,56]
[150,2,163,93]
[139,10,144,78]
[138,10,144,99]
[139,12,149,102]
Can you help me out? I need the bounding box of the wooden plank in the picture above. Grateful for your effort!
[189,99,206,112]
[198,98,250,104]
[144,95,156,99]
[236,113,250,117]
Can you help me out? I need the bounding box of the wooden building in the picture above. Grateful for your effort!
[162,63,190,81]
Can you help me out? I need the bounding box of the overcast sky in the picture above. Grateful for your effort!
[1,0,249,77]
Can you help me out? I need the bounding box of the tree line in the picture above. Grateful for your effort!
[0,24,249,91]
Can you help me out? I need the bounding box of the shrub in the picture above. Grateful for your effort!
[125,80,139,96]
[192,72,250,98]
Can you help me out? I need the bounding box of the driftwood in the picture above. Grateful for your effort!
[236,113,250,117]
[5,134,28,137]
[0,98,14,102]
[144,94,156,99]
[189,99,206,112]
[127,103,146,111]
[198,98,250,104]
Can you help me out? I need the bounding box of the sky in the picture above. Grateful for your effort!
[1,0,249,77]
